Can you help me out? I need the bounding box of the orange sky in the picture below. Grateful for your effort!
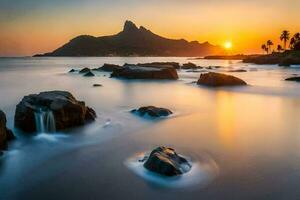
[0,0,299,56]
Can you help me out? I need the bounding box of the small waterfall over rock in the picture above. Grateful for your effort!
[34,108,56,133]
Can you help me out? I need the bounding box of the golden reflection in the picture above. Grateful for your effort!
[215,91,236,150]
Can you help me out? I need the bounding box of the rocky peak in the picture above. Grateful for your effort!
[123,20,139,32]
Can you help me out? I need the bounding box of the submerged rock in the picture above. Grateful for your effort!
[285,77,300,82]
[14,91,96,133]
[79,67,91,73]
[143,146,192,176]
[93,84,103,87]
[227,69,247,72]
[96,64,123,72]
[111,65,178,80]
[83,71,95,77]
[181,62,199,69]
[0,110,15,152]
[197,72,247,87]
[131,106,172,117]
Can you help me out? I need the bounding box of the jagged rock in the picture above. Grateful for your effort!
[143,146,192,176]
[83,71,95,77]
[79,68,91,73]
[131,106,172,117]
[0,110,15,151]
[14,91,96,133]
[68,69,77,73]
[197,72,247,87]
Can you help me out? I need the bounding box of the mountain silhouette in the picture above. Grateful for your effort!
[36,20,223,57]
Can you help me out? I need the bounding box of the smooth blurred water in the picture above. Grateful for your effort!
[1,57,300,200]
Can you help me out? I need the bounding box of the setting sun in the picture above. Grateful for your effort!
[224,41,232,49]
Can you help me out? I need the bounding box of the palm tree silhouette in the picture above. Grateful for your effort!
[261,44,268,54]
[267,40,273,54]
[280,30,290,50]
[290,33,300,50]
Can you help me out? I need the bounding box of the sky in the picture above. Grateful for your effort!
[0,0,300,56]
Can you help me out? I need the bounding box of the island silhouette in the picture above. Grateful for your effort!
[35,20,223,57]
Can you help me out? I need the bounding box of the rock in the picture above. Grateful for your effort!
[197,72,247,87]
[111,65,178,80]
[143,146,191,176]
[96,64,123,72]
[68,69,77,73]
[137,62,181,69]
[93,84,103,87]
[228,69,247,72]
[83,71,95,77]
[79,67,91,73]
[285,77,300,82]
[0,110,15,151]
[131,106,172,117]
[14,91,96,133]
[181,62,198,69]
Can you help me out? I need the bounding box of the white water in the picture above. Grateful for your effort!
[34,108,56,133]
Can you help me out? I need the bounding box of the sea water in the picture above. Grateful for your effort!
[0,57,300,199]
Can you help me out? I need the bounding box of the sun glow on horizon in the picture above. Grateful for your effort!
[224,41,233,50]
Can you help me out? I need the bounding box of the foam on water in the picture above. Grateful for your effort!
[34,133,69,142]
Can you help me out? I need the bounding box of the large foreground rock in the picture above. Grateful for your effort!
[0,110,15,151]
[197,72,247,87]
[14,91,96,133]
[143,146,192,176]
[111,65,178,80]
[131,106,172,117]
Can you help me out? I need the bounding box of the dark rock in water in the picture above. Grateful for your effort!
[181,62,198,69]
[137,62,181,69]
[79,67,91,73]
[83,71,95,77]
[143,146,192,176]
[131,106,172,117]
[14,91,96,133]
[285,77,300,82]
[93,84,103,87]
[96,64,123,72]
[68,69,77,73]
[197,72,247,87]
[228,69,247,72]
[206,66,213,70]
[214,66,222,69]
[111,65,178,80]
[0,110,15,151]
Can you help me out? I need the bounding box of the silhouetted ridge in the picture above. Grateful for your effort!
[35,20,224,57]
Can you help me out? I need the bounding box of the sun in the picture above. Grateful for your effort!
[224,41,232,50]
